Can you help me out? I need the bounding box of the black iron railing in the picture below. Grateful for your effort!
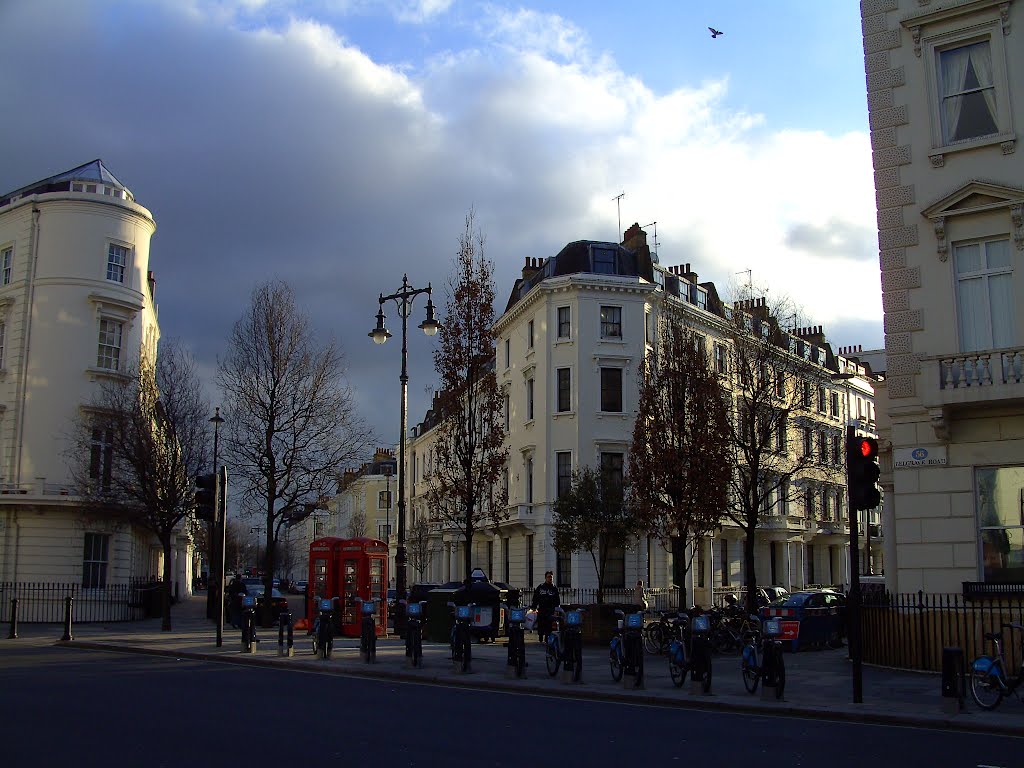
[554,586,681,610]
[1,581,148,624]
[861,590,1024,672]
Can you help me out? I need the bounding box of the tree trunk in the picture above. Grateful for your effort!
[161,535,173,632]
[743,529,757,616]
[462,519,473,583]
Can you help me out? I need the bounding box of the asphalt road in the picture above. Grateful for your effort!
[2,645,1021,768]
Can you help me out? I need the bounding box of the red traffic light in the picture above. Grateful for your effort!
[857,437,878,460]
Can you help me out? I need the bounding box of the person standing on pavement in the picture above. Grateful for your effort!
[530,571,560,643]
[634,579,648,611]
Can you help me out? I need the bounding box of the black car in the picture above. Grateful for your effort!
[760,589,846,650]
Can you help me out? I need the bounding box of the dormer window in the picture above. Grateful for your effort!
[592,246,617,274]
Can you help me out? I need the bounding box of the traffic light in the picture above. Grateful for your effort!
[195,473,217,521]
[846,430,881,512]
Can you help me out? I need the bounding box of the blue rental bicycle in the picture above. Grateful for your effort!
[610,609,645,686]
[970,621,1024,710]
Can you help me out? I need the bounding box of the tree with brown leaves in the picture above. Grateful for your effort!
[425,211,509,581]
[628,315,731,608]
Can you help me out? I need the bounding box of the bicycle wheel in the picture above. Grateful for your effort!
[742,645,760,693]
[643,624,662,655]
[669,658,685,688]
[969,661,1003,710]
[610,643,623,682]
[774,653,785,700]
[545,639,560,676]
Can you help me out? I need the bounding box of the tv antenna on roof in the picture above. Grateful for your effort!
[612,191,625,241]
[642,221,659,260]
[736,268,752,300]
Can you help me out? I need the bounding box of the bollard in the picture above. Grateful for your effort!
[61,596,74,642]
[8,598,18,639]
[941,646,966,714]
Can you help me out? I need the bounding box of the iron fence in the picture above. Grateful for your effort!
[555,586,682,611]
[1,581,148,624]
[861,590,1024,672]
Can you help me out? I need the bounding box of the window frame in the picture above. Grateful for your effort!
[954,236,1014,352]
[526,377,535,421]
[1,246,12,285]
[555,367,572,413]
[556,451,572,498]
[917,15,1015,159]
[527,319,535,350]
[600,367,623,413]
[82,532,110,589]
[975,465,1024,583]
[97,317,124,371]
[600,305,622,340]
[106,242,130,284]
[557,306,571,339]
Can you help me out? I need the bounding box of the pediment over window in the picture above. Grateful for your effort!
[921,181,1024,259]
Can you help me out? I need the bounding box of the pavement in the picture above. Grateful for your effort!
[5,594,1022,736]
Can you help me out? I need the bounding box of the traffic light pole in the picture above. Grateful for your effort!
[216,466,228,648]
[846,425,863,704]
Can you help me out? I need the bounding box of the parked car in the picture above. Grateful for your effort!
[386,588,397,613]
[407,582,441,605]
[292,580,308,595]
[246,585,291,624]
[759,589,846,650]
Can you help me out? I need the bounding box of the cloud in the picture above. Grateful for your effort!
[0,0,883,443]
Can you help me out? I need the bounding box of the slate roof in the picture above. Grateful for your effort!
[0,159,133,205]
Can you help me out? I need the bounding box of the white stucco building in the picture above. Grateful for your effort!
[0,160,191,595]
[406,225,878,605]
[861,0,1023,593]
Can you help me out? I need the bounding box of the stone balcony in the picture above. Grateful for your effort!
[921,348,1024,439]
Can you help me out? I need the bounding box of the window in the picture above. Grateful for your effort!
[556,451,572,498]
[604,541,625,588]
[82,532,110,588]
[504,392,510,431]
[527,319,534,349]
[1,246,11,285]
[0,321,5,369]
[821,488,831,521]
[600,368,622,412]
[502,466,509,500]
[526,456,534,504]
[89,427,113,491]
[803,427,813,458]
[807,543,816,585]
[976,466,1024,583]
[817,386,827,413]
[937,40,998,145]
[714,343,727,374]
[504,338,510,369]
[779,479,790,516]
[503,537,511,583]
[97,318,123,370]
[832,434,842,465]
[106,243,129,283]
[600,452,624,491]
[774,414,787,452]
[645,312,653,345]
[956,238,1013,352]
[527,534,535,586]
[804,487,815,519]
[526,377,534,421]
[600,306,622,339]
[378,490,391,510]
[818,431,828,460]
[720,539,730,587]
[377,523,391,540]
[556,368,571,412]
[557,550,572,587]
[557,306,571,338]
[802,381,812,408]
[775,371,786,398]
[592,246,617,274]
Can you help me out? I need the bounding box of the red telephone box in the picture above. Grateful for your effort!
[307,537,388,637]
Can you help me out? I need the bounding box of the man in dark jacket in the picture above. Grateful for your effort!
[530,571,560,643]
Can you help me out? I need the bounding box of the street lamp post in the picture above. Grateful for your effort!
[210,407,226,647]
[369,275,439,634]
[251,526,264,575]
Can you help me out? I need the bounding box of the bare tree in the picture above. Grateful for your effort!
[66,341,209,630]
[406,514,435,582]
[217,280,372,623]
[345,509,368,539]
[628,315,731,608]
[553,465,641,603]
[721,296,836,614]
[425,211,509,580]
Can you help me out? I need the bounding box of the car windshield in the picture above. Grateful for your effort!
[781,593,812,607]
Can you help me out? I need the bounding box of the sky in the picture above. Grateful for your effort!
[0,0,881,453]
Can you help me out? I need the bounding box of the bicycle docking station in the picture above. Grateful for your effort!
[560,608,585,685]
[759,618,786,702]
[623,612,645,690]
[314,598,334,660]
[505,606,527,679]
[940,646,966,715]
[451,603,474,674]
[278,611,294,657]
[688,613,712,696]
[405,601,425,669]
[358,599,377,663]
[241,595,257,654]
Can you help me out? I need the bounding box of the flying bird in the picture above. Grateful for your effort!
[709,27,724,38]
